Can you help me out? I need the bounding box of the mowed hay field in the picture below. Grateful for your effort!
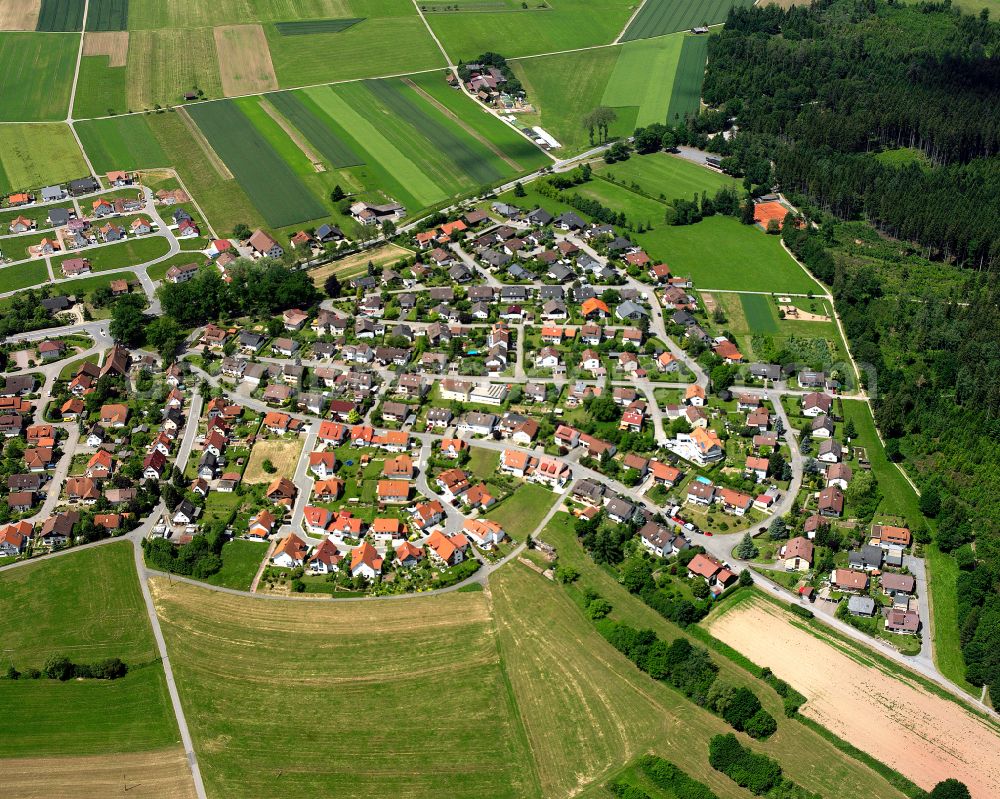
[0,32,77,120]
[214,24,279,96]
[594,152,738,199]
[151,579,540,799]
[707,595,1000,797]
[602,35,685,128]
[242,436,304,483]
[0,0,40,30]
[76,114,169,173]
[126,28,223,110]
[309,242,413,286]
[427,0,634,59]
[0,543,184,769]
[665,34,709,124]
[621,0,753,41]
[0,123,88,193]
[485,482,560,540]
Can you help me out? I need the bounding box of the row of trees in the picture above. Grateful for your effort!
[5,655,128,681]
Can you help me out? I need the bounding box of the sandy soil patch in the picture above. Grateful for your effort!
[82,31,130,67]
[177,107,233,180]
[2,747,197,799]
[243,437,303,483]
[12,349,36,368]
[708,597,1000,798]
[260,96,325,172]
[701,291,717,314]
[0,0,40,30]
[213,25,278,97]
[309,243,413,288]
[779,304,829,321]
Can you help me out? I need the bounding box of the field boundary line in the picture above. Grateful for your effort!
[402,77,522,171]
[258,96,325,172]
[176,107,234,180]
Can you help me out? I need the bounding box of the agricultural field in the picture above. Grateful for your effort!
[707,594,1000,796]
[594,151,738,199]
[126,0,413,30]
[665,34,709,124]
[601,35,685,128]
[214,25,279,96]
[187,99,326,228]
[152,578,538,799]
[309,243,413,287]
[537,514,912,799]
[0,32,78,120]
[484,481,560,539]
[0,0,41,30]
[35,0,83,30]
[0,123,89,193]
[739,292,780,333]
[86,0,129,30]
[427,0,634,59]
[73,55,129,119]
[621,0,753,41]
[267,91,364,168]
[0,542,181,756]
[125,28,223,110]
[242,436,304,483]
[0,261,50,294]
[76,114,169,173]
[273,17,363,34]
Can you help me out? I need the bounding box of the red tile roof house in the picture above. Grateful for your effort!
[272,534,309,568]
[885,608,920,635]
[687,553,736,589]
[350,541,384,580]
[832,568,869,593]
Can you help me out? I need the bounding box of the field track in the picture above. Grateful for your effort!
[82,30,129,66]
[259,97,324,170]
[3,748,197,799]
[0,0,40,30]
[177,107,233,180]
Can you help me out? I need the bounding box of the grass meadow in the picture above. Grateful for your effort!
[187,99,327,227]
[0,32,77,120]
[267,90,364,168]
[739,292,780,333]
[665,34,709,124]
[621,0,753,40]
[595,151,738,198]
[125,28,223,110]
[427,0,633,59]
[125,0,416,29]
[0,123,88,192]
[76,114,169,173]
[0,542,180,756]
[485,481,559,539]
[200,540,267,591]
[602,35,684,128]
[52,236,171,273]
[152,579,539,799]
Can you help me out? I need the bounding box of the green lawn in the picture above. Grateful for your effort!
[0,33,78,121]
[467,447,500,481]
[0,260,50,293]
[0,123,89,193]
[154,579,538,799]
[924,544,978,695]
[485,481,560,539]
[0,542,180,756]
[201,540,267,592]
[52,236,171,273]
[76,116,169,173]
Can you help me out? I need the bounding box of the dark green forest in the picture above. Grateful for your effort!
[701,0,1000,701]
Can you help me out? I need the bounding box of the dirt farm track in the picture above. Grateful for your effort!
[3,747,197,799]
[708,597,1000,799]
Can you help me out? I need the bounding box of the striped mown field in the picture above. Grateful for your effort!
[621,0,754,41]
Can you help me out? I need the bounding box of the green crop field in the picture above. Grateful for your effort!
[146,110,265,235]
[125,28,223,110]
[265,16,444,88]
[153,579,539,799]
[0,123,88,193]
[595,151,738,198]
[0,33,78,121]
[86,0,130,31]
[76,114,168,172]
[602,35,684,127]
[188,99,327,227]
[274,17,364,34]
[233,96,317,176]
[665,34,708,124]
[0,542,179,756]
[35,0,84,30]
[427,0,634,59]
[406,72,551,172]
[740,292,779,333]
[126,0,417,29]
[0,260,50,293]
[73,56,129,118]
[621,0,753,41]
[52,236,171,274]
[510,46,635,154]
[266,91,364,168]
[485,482,559,539]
